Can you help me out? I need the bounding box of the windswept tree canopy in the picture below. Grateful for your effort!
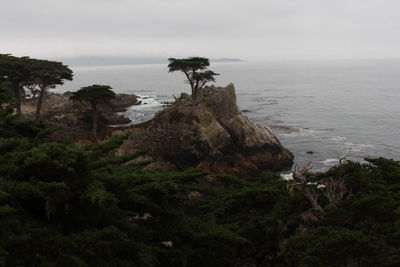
[168,57,219,104]
[70,85,116,106]
[0,54,25,81]
[30,59,73,90]
[0,54,36,88]
[192,70,219,88]
[168,57,210,72]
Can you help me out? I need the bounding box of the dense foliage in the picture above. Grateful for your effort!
[284,159,400,267]
[0,102,399,266]
[0,59,400,266]
[0,120,298,266]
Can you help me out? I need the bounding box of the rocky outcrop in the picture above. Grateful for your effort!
[22,92,138,125]
[116,84,293,176]
[110,94,140,112]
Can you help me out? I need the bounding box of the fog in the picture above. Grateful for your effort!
[1,0,400,61]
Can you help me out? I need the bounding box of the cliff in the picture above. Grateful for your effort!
[116,83,293,176]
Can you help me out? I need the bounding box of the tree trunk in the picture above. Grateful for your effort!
[91,102,98,140]
[183,71,196,105]
[35,88,45,121]
[13,85,22,117]
[192,88,196,105]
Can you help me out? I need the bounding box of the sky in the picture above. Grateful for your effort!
[1,0,400,61]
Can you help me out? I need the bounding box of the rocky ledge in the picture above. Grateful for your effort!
[116,83,293,176]
[22,92,138,125]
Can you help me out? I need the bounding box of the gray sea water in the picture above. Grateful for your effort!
[58,59,400,171]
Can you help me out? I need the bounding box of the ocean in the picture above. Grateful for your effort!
[58,59,400,171]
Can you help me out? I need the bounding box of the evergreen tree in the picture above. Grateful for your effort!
[29,59,73,121]
[70,85,116,140]
[168,57,219,104]
[0,54,33,117]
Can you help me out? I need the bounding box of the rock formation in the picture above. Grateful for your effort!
[116,84,293,176]
[22,92,138,125]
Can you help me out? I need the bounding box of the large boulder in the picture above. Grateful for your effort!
[117,84,293,176]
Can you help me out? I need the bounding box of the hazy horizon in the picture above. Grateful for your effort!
[2,0,400,61]
[58,56,400,68]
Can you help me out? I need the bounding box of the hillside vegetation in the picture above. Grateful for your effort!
[0,102,399,266]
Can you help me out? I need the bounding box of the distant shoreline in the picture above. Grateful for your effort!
[55,56,245,67]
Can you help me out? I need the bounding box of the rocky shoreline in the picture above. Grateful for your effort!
[21,92,138,141]
[22,92,139,125]
[22,85,293,175]
[114,84,294,176]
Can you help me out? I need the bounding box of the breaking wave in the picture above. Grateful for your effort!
[119,95,170,125]
[344,142,374,152]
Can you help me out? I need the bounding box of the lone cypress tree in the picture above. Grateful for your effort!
[168,57,219,104]
[70,85,116,140]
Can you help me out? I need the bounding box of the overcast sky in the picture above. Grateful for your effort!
[1,0,400,61]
